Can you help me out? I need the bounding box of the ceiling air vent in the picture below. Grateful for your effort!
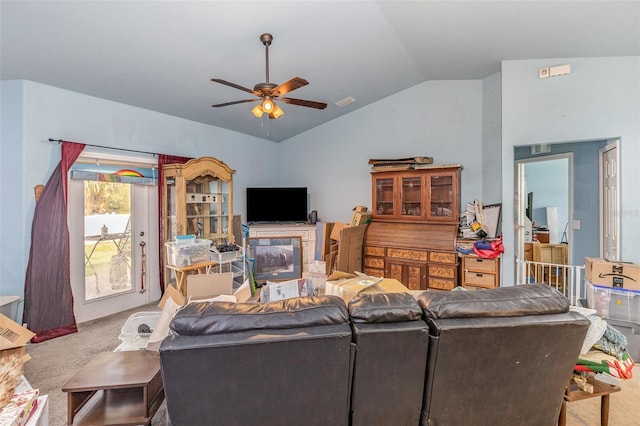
[335,97,355,108]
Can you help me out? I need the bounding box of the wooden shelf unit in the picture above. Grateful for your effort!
[162,156,235,246]
[371,165,462,223]
[365,164,462,291]
[460,254,500,290]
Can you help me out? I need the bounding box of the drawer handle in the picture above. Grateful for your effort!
[476,273,483,277]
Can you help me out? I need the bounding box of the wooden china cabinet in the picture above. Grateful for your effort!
[364,164,462,291]
[162,156,235,245]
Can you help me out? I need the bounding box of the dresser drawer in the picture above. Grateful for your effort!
[363,256,385,269]
[364,246,385,257]
[387,248,427,262]
[428,278,457,291]
[429,251,457,264]
[463,271,497,287]
[363,267,385,278]
[463,256,498,273]
[428,264,456,279]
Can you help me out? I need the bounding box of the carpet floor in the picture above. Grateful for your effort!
[23,303,639,426]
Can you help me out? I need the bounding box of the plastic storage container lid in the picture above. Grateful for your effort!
[118,311,162,348]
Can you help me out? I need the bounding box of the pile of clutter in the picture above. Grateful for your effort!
[0,315,46,425]
[459,200,490,239]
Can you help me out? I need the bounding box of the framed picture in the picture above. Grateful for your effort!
[248,236,302,282]
[482,203,502,239]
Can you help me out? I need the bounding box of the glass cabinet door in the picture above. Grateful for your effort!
[428,173,455,219]
[165,177,177,239]
[400,175,423,218]
[374,177,395,216]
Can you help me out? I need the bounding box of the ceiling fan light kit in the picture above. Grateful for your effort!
[211,33,327,120]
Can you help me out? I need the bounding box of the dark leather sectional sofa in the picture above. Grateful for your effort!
[159,284,589,426]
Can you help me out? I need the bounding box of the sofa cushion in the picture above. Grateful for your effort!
[170,295,348,335]
[348,293,422,323]
[416,283,569,319]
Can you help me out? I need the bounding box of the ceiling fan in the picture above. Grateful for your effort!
[211,33,327,119]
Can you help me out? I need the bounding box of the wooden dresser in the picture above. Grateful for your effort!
[363,222,458,290]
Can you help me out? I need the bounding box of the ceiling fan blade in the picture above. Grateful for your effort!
[212,99,258,108]
[280,97,327,110]
[211,79,259,95]
[272,77,309,97]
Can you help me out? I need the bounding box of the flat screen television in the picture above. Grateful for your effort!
[246,187,308,223]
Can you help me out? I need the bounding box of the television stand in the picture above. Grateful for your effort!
[247,223,316,271]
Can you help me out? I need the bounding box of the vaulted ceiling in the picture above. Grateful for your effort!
[2,1,639,142]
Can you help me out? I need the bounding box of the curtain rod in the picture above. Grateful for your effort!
[48,138,158,157]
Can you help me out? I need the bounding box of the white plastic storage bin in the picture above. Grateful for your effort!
[118,311,162,350]
[210,246,243,263]
[605,318,640,362]
[586,281,640,323]
[165,238,211,267]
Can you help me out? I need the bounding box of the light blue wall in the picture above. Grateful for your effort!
[502,57,640,284]
[277,80,484,223]
[0,81,25,301]
[3,55,638,300]
[482,73,502,205]
[1,80,278,301]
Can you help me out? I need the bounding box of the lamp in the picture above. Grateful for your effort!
[271,104,284,119]
[251,97,284,119]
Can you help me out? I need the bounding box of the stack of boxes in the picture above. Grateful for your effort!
[584,257,640,360]
[323,206,372,275]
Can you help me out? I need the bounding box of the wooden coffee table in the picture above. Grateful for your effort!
[62,350,164,425]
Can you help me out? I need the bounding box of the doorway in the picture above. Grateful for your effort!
[515,153,572,263]
[514,139,619,270]
[68,154,160,323]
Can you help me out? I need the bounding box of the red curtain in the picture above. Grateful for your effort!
[157,154,191,291]
[23,141,85,343]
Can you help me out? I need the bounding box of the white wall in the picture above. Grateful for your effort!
[501,56,640,283]
[1,80,278,300]
[278,80,484,223]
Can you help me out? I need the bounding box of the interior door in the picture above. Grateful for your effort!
[600,141,620,260]
[69,175,159,323]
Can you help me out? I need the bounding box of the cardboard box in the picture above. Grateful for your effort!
[330,222,349,241]
[147,275,253,352]
[325,272,410,303]
[352,206,368,213]
[187,272,234,299]
[0,314,35,358]
[585,257,640,291]
[350,211,372,226]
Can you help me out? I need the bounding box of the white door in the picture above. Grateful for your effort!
[69,174,160,323]
[600,141,620,260]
